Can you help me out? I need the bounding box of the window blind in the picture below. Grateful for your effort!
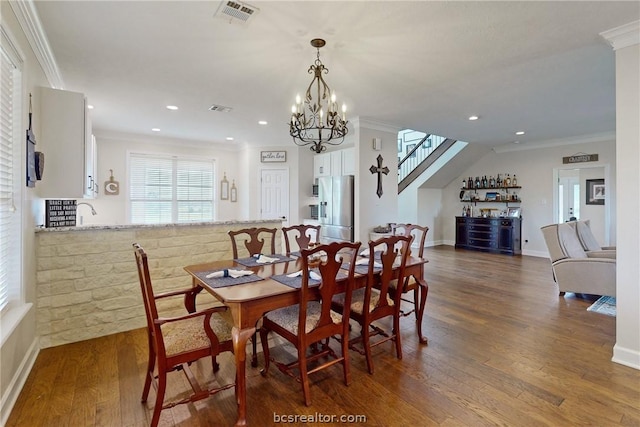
[129,153,214,224]
[0,45,20,312]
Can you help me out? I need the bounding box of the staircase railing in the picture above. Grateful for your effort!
[398,134,446,182]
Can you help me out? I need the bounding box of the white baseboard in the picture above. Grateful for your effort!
[522,249,548,258]
[612,344,640,370]
[1,337,40,426]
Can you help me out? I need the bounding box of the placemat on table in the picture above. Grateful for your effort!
[194,270,264,288]
[342,260,383,275]
[271,269,349,289]
[234,254,295,267]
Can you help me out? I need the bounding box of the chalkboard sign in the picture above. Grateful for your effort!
[45,200,77,227]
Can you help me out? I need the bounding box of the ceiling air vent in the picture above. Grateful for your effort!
[214,1,259,25]
[209,104,233,113]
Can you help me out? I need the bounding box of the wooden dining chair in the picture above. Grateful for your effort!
[133,243,235,427]
[228,227,277,366]
[259,240,361,406]
[331,235,412,374]
[228,227,277,259]
[282,224,321,254]
[392,223,429,318]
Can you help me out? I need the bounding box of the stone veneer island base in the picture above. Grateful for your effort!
[35,220,283,348]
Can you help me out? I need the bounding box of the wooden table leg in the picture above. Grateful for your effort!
[232,325,256,426]
[414,276,429,344]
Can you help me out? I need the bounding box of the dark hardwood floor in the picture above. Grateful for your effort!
[7,246,639,426]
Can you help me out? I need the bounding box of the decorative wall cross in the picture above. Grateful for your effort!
[369,154,389,198]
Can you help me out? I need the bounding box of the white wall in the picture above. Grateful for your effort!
[611,31,640,369]
[72,132,240,226]
[439,138,616,256]
[1,3,48,421]
[353,119,400,242]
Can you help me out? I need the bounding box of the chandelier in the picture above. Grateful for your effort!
[290,38,348,154]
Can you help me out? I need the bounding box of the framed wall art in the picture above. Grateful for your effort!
[230,180,237,202]
[220,173,229,200]
[586,178,605,205]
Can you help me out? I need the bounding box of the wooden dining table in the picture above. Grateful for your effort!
[183,253,429,427]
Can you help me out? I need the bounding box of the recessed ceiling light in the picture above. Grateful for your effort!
[87,105,94,109]
[513,140,520,144]
[151,128,161,132]
[515,131,525,135]
[166,105,179,110]
[226,137,234,141]
[258,120,268,125]
[468,115,479,121]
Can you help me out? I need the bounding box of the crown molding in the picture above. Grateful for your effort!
[492,131,615,153]
[350,117,402,134]
[600,20,640,50]
[8,0,64,88]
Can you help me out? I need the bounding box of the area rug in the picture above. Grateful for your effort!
[587,296,616,316]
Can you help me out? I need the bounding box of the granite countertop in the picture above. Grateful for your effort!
[35,219,284,232]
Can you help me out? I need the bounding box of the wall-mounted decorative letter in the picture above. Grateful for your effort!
[104,169,120,195]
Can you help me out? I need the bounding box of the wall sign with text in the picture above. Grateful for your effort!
[45,199,77,227]
[261,151,286,163]
[562,153,598,164]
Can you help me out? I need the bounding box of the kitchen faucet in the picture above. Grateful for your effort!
[77,202,97,215]
[76,202,97,225]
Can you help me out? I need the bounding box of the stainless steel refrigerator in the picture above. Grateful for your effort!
[318,175,354,243]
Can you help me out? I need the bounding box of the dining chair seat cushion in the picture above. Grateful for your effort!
[265,302,342,335]
[333,288,393,316]
[389,276,418,291]
[161,311,233,356]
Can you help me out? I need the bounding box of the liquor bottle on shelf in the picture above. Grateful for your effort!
[512,174,518,186]
[505,174,511,187]
[489,176,495,188]
[468,177,474,189]
[497,174,502,187]
[462,179,467,189]
[475,176,481,188]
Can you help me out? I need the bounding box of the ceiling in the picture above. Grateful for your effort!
[33,1,639,150]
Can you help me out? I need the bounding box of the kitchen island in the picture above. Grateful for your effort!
[35,219,283,347]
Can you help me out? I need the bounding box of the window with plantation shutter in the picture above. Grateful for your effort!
[129,153,215,224]
[0,38,22,313]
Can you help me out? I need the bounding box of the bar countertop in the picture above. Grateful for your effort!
[35,219,284,233]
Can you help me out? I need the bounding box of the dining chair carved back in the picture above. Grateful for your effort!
[331,235,412,374]
[282,224,321,255]
[133,243,234,427]
[229,227,277,259]
[228,227,277,366]
[392,223,429,317]
[259,240,361,406]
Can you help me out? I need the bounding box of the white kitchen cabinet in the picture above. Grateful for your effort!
[330,151,343,176]
[38,87,95,199]
[313,152,331,178]
[341,147,355,175]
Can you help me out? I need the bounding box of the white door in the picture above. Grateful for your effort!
[558,170,580,222]
[260,169,289,225]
